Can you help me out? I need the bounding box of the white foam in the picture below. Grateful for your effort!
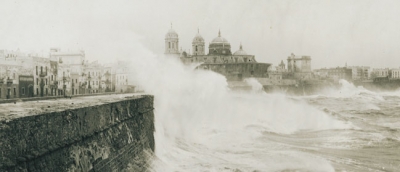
[124,35,352,171]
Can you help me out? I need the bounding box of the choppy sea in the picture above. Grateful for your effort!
[130,54,400,172]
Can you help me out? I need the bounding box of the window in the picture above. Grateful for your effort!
[37,88,39,95]
[51,75,53,81]
[41,66,43,74]
[0,89,1,98]
[169,42,171,48]
[46,79,48,85]
[22,88,25,95]
[46,88,48,95]
[36,66,38,75]
[36,78,39,85]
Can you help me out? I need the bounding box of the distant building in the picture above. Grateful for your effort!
[19,75,34,98]
[372,68,389,78]
[391,68,400,79]
[314,67,352,82]
[347,66,371,80]
[114,61,129,93]
[276,60,286,72]
[49,48,86,96]
[164,27,271,81]
[287,53,312,80]
[0,59,21,99]
[164,25,180,56]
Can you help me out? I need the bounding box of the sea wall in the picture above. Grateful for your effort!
[0,95,155,172]
[353,80,400,91]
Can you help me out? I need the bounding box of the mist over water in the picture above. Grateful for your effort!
[128,40,400,171]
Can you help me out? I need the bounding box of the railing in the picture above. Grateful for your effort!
[6,79,13,85]
[39,72,47,77]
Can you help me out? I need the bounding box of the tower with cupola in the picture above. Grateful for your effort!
[165,24,180,55]
[192,28,205,55]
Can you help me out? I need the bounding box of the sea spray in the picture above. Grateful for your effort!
[125,37,352,171]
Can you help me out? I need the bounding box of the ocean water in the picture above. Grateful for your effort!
[128,53,400,172]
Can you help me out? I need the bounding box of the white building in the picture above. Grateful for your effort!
[372,68,389,78]
[391,68,400,79]
[347,66,371,80]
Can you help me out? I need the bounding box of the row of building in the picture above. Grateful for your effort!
[0,48,132,99]
[313,66,400,82]
[165,25,398,87]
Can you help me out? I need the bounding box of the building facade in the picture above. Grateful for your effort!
[165,27,271,81]
[286,53,312,79]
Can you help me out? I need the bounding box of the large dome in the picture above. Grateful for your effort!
[165,28,178,39]
[233,43,247,55]
[210,30,230,45]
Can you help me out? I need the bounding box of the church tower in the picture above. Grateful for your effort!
[165,24,180,55]
[192,28,205,56]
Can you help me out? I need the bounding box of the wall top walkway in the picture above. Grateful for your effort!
[0,93,148,122]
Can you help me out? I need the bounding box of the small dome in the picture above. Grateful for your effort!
[192,29,204,43]
[210,30,230,45]
[165,28,178,39]
[233,43,247,55]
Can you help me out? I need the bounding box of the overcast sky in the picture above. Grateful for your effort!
[1,0,400,69]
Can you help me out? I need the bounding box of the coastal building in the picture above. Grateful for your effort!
[391,68,400,79]
[0,59,22,99]
[313,67,352,81]
[32,57,51,97]
[276,60,286,72]
[114,61,129,93]
[49,48,86,96]
[287,53,312,80]
[19,75,34,98]
[372,68,389,78]
[84,61,104,94]
[347,66,371,80]
[165,27,271,81]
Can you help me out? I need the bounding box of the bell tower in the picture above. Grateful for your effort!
[192,28,205,56]
[165,23,180,55]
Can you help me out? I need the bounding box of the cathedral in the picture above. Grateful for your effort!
[164,26,271,81]
[165,26,258,64]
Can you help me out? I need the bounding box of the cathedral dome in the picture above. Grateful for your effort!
[210,30,230,45]
[165,28,178,39]
[233,43,247,55]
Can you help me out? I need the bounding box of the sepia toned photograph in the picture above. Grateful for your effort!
[0,0,399,171]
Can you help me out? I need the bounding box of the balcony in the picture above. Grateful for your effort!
[62,76,70,81]
[6,79,13,85]
[39,72,47,77]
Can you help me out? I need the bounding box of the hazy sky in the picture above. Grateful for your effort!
[1,0,400,69]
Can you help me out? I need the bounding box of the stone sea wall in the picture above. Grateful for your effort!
[0,95,155,172]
